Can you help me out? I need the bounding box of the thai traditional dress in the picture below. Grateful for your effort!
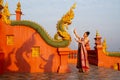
[76,38,90,72]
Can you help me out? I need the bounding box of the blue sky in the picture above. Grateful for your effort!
[6,0,120,51]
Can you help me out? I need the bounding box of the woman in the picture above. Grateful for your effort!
[73,29,90,72]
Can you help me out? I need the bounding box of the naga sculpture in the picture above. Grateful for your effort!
[54,3,76,41]
[10,3,76,48]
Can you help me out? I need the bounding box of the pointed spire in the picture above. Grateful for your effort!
[16,1,21,11]
[94,30,102,49]
[96,30,100,37]
[102,38,108,53]
[102,38,107,48]
[15,1,22,20]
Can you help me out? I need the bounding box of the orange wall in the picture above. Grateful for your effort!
[0,20,61,73]
[98,49,120,70]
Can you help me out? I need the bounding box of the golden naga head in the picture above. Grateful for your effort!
[62,3,76,25]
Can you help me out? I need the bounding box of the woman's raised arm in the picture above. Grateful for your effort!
[73,28,81,39]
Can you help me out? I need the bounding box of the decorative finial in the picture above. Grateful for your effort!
[96,30,100,37]
[102,38,108,53]
[16,1,21,11]
[15,1,22,20]
[103,38,107,47]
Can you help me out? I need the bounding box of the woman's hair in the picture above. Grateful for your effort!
[85,31,90,36]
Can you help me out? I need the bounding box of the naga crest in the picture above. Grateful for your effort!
[54,3,76,41]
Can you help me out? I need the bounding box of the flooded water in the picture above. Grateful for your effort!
[0,64,120,80]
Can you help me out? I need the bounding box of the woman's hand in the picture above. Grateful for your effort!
[73,28,81,39]
[73,28,76,34]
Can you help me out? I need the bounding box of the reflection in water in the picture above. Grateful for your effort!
[0,64,120,80]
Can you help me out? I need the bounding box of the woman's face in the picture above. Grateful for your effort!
[83,32,87,38]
